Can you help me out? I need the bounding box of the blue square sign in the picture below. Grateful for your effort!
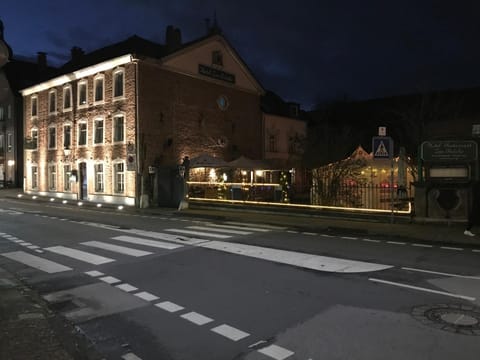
[372,136,393,159]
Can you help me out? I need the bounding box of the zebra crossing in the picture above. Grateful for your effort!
[0,221,277,274]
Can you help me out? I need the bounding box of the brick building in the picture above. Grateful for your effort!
[20,26,265,207]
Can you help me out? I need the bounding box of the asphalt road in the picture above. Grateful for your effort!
[1,198,479,360]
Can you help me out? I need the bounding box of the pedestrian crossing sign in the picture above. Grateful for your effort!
[372,136,393,159]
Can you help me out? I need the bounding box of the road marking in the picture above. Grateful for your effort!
[180,311,214,325]
[1,251,72,273]
[211,324,250,341]
[369,278,476,301]
[401,267,480,280]
[362,239,380,243]
[115,283,139,292]
[155,301,184,313]
[205,223,271,232]
[199,241,392,273]
[45,246,115,265]
[302,232,317,236]
[341,236,358,240]
[26,245,40,249]
[440,246,464,251]
[119,229,207,245]
[13,240,24,243]
[186,225,252,235]
[386,241,406,245]
[249,340,268,348]
[122,353,143,360]
[320,234,334,237]
[257,344,294,360]
[224,221,286,230]
[99,276,121,284]
[165,228,231,239]
[134,291,159,302]
[35,249,44,253]
[412,243,433,248]
[110,236,183,250]
[473,249,480,253]
[287,230,299,234]
[85,270,104,277]
[81,241,153,257]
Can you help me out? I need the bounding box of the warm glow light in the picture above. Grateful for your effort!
[255,170,263,177]
[50,198,55,202]
[208,169,217,182]
[241,170,247,176]
[17,194,23,198]
[96,204,102,208]
[32,196,37,199]
[117,205,124,210]
[7,160,15,167]
[78,202,83,206]
[62,200,68,204]
[222,173,227,182]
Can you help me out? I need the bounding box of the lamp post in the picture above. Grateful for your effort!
[178,156,190,210]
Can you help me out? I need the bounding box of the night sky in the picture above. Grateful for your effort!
[2,0,480,109]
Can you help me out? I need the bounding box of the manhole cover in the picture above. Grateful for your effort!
[412,304,480,335]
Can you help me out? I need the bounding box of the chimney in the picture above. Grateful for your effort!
[70,46,84,62]
[165,25,182,52]
[37,52,47,71]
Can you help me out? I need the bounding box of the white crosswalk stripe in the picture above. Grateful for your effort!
[81,241,153,257]
[45,246,115,265]
[186,225,252,235]
[165,228,231,239]
[203,223,271,232]
[1,251,72,273]
[224,221,287,230]
[110,236,184,249]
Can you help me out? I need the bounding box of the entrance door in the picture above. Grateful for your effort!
[79,162,87,200]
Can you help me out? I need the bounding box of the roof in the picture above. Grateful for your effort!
[3,58,56,92]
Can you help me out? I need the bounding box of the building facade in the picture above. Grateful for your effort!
[21,28,264,207]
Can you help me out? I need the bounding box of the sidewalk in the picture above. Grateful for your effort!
[0,188,479,359]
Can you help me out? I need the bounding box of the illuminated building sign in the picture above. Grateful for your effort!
[198,64,235,84]
[421,140,478,162]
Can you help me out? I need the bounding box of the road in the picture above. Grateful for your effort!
[0,197,479,360]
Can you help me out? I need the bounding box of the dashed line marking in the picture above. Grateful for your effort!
[121,353,143,360]
[99,276,121,284]
[341,236,358,240]
[302,232,317,236]
[115,283,139,292]
[180,311,214,325]
[85,270,105,277]
[320,234,334,237]
[440,246,464,251]
[412,243,433,248]
[473,249,480,253]
[402,267,480,280]
[210,324,250,341]
[287,230,299,234]
[134,291,159,302]
[155,301,185,313]
[362,239,380,243]
[387,241,406,245]
[257,344,295,360]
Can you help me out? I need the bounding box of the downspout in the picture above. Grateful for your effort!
[133,55,141,208]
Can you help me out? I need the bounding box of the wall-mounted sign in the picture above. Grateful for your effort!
[199,64,235,84]
[421,140,478,162]
[372,136,393,159]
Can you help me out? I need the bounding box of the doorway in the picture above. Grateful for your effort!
[79,162,87,200]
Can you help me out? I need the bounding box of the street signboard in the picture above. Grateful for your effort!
[421,140,478,162]
[372,136,393,159]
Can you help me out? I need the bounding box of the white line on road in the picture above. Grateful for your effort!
[165,228,231,239]
[341,236,358,240]
[401,267,480,280]
[1,251,72,273]
[210,324,250,341]
[119,229,208,245]
[115,283,139,292]
[155,301,185,313]
[440,246,464,251]
[287,230,299,234]
[110,236,183,250]
[81,241,153,257]
[302,232,317,236]
[412,243,433,248]
[362,239,380,243]
[199,241,392,273]
[45,246,115,265]
[84,270,104,277]
[121,353,143,360]
[369,277,476,301]
[134,291,159,302]
[473,249,480,253]
[319,234,334,237]
[205,223,271,232]
[99,276,121,284]
[187,225,252,235]
[257,344,295,360]
[180,311,214,325]
[224,221,286,230]
[387,241,406,245]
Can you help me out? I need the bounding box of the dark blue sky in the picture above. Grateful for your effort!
[2,0,480,109]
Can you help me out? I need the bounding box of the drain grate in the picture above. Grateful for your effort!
[412,304,480,336]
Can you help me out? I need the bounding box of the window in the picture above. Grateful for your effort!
[94,76,104,103]
[0,107,4,121]
[113,162,125,193]
[31,129,38,150]
[63,86,72,110]
[0,134,4,152]
[94,163,104,192]
[113,114,125,142]
[113,69,124,98]
[48,126,56,149]
[268,135,276,152]
[31,96,38,117]
[48,164,57,190]
[7,105,11,120]
[78,81,87,107]
[78,122,87,146]
[212,50,223,66]
[7,133,12,152]
[94,118,104,144]
[64,124,71,149]
[49,90,57,114]
[31,165,38,189]
[63,165,71,191]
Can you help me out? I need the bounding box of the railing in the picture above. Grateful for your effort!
[188,182,285,202]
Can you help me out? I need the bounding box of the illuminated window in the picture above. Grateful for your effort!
[78,121,87,146]
[94,75,104,103]
[63,86,72,110]
[49,90,57,114]
[78,80,87,107]
[63,124,71,149]
[48,164,57,190]
[31,165,38,189]
[113,114,125,142]
[113,162,125,193]
[113,69,124,98]
[63,164,71,191]
[94,118,104,144]
[48,126,56,149]
[94,163,104,192]
[31,96,38,117]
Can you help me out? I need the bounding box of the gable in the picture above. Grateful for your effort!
[162,35,264,95]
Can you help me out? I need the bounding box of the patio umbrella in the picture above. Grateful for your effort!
[189,154,229,168]
[228,155,271,169]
